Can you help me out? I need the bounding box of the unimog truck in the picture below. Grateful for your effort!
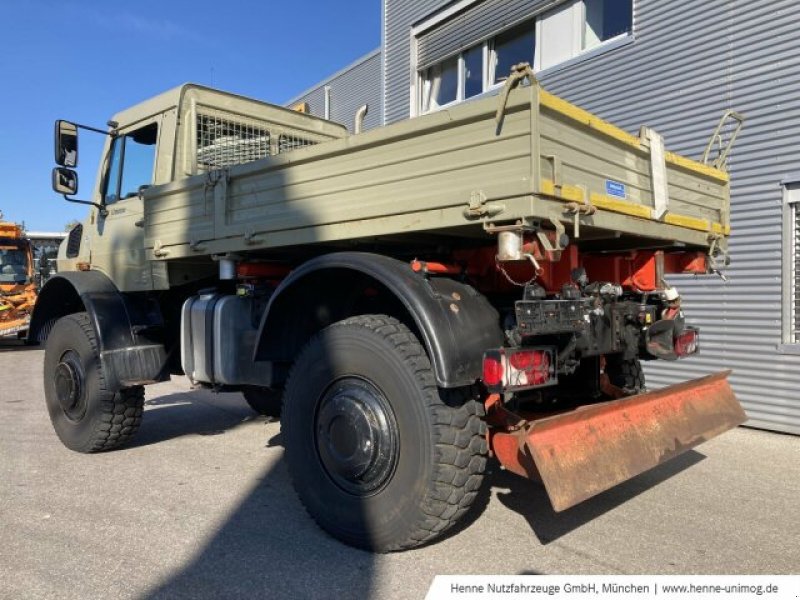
[0,214,36,338]
[34,66,746,551]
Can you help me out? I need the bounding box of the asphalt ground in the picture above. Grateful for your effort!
[1,342,798,599]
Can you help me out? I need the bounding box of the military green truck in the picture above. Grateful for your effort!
[34,67,746,552]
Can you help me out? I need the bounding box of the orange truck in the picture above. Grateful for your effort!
[0,215,36,338]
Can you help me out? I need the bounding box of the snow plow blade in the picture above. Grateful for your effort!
[495,371,745,512]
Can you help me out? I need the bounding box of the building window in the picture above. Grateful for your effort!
[782,184,800,350]
[584,0,634,50]
[786,190,800,345]
[492,22,537,84]
[422,55,460,112]
[420,20,537,113]
[463,45,484,99]
[538,0,633,70]
[416,0,633,115]
[794,200,800,343]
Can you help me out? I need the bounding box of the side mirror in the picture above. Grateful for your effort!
[36,258,51,288]
[55,120,79,167]
[52,167,78,196]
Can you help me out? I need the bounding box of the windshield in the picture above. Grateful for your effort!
[0,241,30,284]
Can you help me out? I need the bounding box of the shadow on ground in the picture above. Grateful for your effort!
[128,393,262,448]
[0,340,40,353]
[423,449,704,550]
[139,392,706,598]
[145,460,375,599]
[492,451,705,544]
[141,394,376,600]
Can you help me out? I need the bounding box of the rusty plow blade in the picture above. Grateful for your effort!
[493,371,746,512]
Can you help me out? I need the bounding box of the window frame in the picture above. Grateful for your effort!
[102,135,125,206]
[418,32,535,115]
[101,122,159,206]
[413,0,635,116]
[489,21,538,88]
[0,242,30,285]
[581,0,634,52]
[780,181,800,353]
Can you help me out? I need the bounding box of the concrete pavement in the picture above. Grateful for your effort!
[1,344,798,599]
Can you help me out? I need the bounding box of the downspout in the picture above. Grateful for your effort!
[324,86,332,120]
[354,104,369,134]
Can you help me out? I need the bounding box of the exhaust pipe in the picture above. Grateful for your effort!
[354,104,369,134]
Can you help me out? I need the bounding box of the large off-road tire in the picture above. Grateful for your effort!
[282,315,487,552]
[605,355,646,395]
[241,386,282,418]
[43,312,144,453]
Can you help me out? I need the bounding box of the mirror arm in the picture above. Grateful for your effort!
[63,195,108,217]
[75,121,118,137]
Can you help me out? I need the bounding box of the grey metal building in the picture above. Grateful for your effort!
[288,0,800,435]
[287,49,383,133]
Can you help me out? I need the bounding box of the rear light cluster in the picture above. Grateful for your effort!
[482,348,557,392]
[674,328,699,358]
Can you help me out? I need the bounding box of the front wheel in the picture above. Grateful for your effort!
[282,315,487,552]
[43,313,144,453]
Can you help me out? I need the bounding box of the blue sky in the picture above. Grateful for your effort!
[0,0,380,231]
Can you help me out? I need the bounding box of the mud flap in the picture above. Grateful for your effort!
[491,371,746,512]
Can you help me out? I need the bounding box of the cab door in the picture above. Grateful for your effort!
[91,121,159,292]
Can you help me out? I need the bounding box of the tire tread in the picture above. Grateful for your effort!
[606,355,646,395]
[284,314,487,552]
[50,313,144,453]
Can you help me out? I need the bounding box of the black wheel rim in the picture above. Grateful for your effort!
[314,377,399,496]
[54,350,86,422]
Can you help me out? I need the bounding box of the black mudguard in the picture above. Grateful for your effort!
[254,252,504,388]
[29,272,168,390]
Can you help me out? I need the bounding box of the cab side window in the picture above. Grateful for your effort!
[104,123,158,205]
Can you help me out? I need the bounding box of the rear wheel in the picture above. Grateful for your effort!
[605,355,646,395]
[282,315,487,552]
[43,313,144,453]
[241,386,282,418]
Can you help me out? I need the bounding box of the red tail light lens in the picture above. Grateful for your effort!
[482,348,556,391]
[674,329,699,357]
[482,354,505,387]
[508,349,552,387]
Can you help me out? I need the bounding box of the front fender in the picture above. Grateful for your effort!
[29,271,167,390]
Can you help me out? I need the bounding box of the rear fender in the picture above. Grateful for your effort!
[254,252,504,388]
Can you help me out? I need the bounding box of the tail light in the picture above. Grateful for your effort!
[482,348,557,392]
[482,355,505,387]
[674,328,699,358]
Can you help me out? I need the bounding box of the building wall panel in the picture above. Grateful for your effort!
[383,0,800,433]
[287,49,383,133]
[289,0,799,433]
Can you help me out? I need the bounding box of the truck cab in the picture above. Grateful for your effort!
[54,84,346,292]
[0,219,36,338]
